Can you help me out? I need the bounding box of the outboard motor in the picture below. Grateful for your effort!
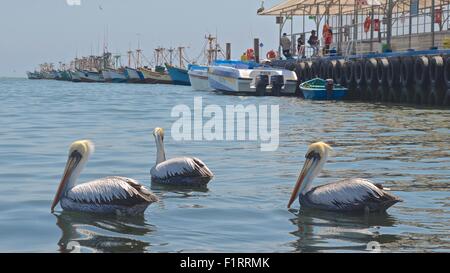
[256,74,269,96]
[325,78,334,99]
[270,75,284,96]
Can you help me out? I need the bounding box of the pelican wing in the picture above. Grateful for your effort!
[67,176,158,206]
[302,179,401,212]
[151,157,213,180]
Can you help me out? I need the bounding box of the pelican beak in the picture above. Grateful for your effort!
[287,156,317,208]
[51,150,82,213]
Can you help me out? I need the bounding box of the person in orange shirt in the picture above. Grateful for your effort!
[324,28,333,55]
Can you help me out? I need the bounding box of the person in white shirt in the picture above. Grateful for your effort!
[280,33,292,58]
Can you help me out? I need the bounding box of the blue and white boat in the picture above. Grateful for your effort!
[102,69,127,83]
[166,63,191,86]
[77,70,104,83]
[208,62,297,95]
[124,67,144,83]
[300,78,348,100]
[188,65,211,91]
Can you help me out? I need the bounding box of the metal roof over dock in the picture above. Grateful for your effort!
[259,0,450,15]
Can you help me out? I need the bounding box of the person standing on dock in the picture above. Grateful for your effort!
[308,30,319,57]
[324,28,333,55]
[280,33,292,59]
[297,34,305,58]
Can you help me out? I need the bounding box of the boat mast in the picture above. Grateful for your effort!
[136,35,141,69]
[178,46,185,68]
[206,34,217,66]
[168,48,174,66]
[127,50,132,67]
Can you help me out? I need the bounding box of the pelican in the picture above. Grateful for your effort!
[151,128,214,186]
[287,142,402,213]
[51,140,158,215]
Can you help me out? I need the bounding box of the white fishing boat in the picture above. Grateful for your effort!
[102,69,127,83]
[188,65,212,91]
[77,70,104,83]
[208,65,298,95]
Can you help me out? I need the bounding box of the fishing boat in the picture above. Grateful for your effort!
[300,78,348,100]
[26,71,42,80]
[124,67,143,83]
[165,47,191,86]
[188,65,211,91]
[69,70,81,82]
[102,68,127,83]
[208,65,297,95]
[77,70,105,83]
[166,64,190,86]
[188,35,224,91]
[59,70,72,81]
[139,66,172,84]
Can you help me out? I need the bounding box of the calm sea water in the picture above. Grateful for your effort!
[0,78,449,253]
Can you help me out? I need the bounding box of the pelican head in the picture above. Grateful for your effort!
[153,127,165,140]
[153,127,166,164]
[51,140,94,212]
[287,142,333,208]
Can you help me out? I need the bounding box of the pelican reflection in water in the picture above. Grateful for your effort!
[51,140,158,215]
[55,211,153,253]
[288,142,402,213]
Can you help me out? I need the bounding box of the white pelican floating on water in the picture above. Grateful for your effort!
[51,140,158,215]
[151,128,214,187]
[287,142,402,213]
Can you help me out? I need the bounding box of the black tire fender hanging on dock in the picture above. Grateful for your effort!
[400,87,413,104]
[364,58,378,87]
[428,87,444,106]
[414,56,430,87]
[311,61,321,78]
[305,61,313,80]
[344,61,354,87]
[327,60,336,81]
[335,59,346,85]
[413,85,428,105]
[320,61,328,79]
[443,56,450,89]
[387,87,400,103]
[443,89,450,106]
[354,60,365,86]
[400,57,414,87]
[377,58,389,86]
[294,63,305,82]
[429,55,444,88]
[387,57,401,88]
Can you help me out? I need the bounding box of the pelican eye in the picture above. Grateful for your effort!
[306,151,321,160]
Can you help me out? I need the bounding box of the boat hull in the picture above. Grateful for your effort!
[166,65,191,86]
[300,78,348,100]
[26,72,42,80]
[124,67,144,83]
[78,71,104,83]
[102,70,127,83]
[301,88,348,100]
[70,71,81,82]
[139,68,172,84]
[188,68,212,91]
[208,66,297,95]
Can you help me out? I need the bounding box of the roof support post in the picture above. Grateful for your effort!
[432,0,436,48]
[386,0,393,51]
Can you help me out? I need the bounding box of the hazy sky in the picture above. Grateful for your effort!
[0,0,310,76]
